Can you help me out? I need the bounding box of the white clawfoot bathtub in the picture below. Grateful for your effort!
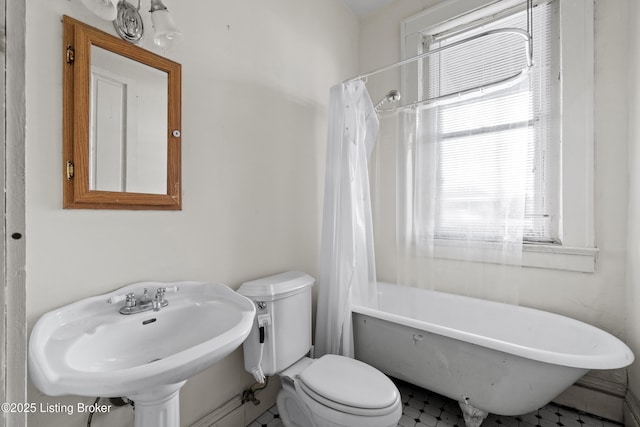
[352,282,634,427]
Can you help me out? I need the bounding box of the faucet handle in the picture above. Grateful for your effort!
[107,293,128,304]
[155,285,179,296]
[164,285,179,294]
[125,293,136,307]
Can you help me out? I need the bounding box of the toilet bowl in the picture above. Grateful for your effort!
[278,356,402,427]
[238,271,402,427]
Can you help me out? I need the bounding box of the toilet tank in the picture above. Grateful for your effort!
[238,271,314,377]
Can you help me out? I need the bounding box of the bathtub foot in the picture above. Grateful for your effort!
[458,401,489,427]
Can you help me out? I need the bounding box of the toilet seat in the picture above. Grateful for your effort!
[296,355,400,416]
[278,356,402,427]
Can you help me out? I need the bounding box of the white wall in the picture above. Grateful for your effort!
[626,0,640,403]
[25,1,358,426]
[361,0,631,355]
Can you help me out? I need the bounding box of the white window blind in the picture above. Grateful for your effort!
[423,1,557,243]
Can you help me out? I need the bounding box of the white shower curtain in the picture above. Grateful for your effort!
[315,80,379,358]
[391,73,531,303]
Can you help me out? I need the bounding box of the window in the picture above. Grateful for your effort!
[401,0,597,272]
[424,2,557,243]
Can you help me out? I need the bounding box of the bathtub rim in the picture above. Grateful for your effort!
[351,283,634,370]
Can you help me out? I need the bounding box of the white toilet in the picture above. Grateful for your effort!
[238,271,402,427]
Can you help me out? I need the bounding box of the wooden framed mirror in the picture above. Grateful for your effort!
[63,16,182,210]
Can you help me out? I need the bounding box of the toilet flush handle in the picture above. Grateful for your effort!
[257,314,271,343]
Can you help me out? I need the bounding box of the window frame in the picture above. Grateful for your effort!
[400,0,597,272]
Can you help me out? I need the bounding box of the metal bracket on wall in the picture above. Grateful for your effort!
[66,160,74,180]
[66,45,75,64]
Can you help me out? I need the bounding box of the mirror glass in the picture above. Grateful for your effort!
[63,16,182,210]
[90,46,168,194]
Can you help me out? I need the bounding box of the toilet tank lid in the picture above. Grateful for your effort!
[238,271,314,300]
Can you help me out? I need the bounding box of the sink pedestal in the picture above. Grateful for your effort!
[128,381,187,427]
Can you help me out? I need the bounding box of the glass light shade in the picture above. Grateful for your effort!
[151,9,183,48]
[81,0,118,21]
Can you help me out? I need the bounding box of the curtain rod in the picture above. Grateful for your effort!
[344,28,532,84]
[377,67,529,113]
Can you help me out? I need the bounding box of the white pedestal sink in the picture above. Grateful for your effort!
[28,281,256,427]
[128,382,185,427]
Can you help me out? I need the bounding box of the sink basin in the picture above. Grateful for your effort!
[29,281,256,405]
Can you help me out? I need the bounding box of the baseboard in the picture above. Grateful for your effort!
[190,377,281,427]
[624,389,640,427]
[553,369,627,423]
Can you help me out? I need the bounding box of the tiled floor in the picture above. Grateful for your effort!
[247,379,623,427]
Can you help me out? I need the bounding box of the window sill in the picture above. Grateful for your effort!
[431,240,598,273]
[522,244,598,273]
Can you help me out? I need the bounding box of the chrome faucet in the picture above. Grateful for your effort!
[107,286,179,315]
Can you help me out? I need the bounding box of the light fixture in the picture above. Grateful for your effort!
[113,0,144,44]
[150,0,184,48]
[81,0,118,21]
[81,0,183,48]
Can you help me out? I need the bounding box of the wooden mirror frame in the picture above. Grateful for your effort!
[62,16,182,210]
